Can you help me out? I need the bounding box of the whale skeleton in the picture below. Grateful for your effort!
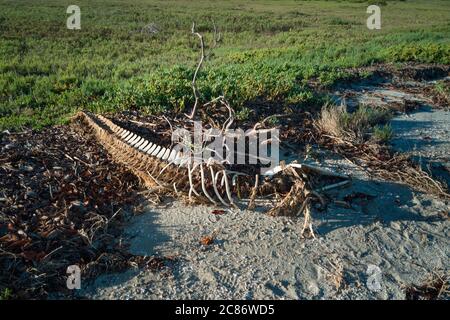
[75,111,350,225]
[76,111,245,207]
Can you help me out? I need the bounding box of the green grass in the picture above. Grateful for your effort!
[0,0,449,130]
[0,288,12,300]
[373,124,394,143]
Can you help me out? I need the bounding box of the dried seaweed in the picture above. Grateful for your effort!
[313,133,449,198]
[0,124,168,299]
[404,271,449,300]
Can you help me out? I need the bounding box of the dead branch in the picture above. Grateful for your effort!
[186,22,206,119]
[186,22,223,120]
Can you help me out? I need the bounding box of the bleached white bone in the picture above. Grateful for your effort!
[121,130,131,139]
[123,132,134,141]
[222,170,235,206]
[127,133,138,143]
[131,136,143,146]
[264,163,349,179]
[187,162,201,201]
[125,133,137,143]
[151,145,161,156]
[143,142,154,153]
[172,151,183,165]
[125,132,135,142]
[156,154,178,176]
[132,136,143,145]
[168,149,178,161]
[138,140,149,151]
[210,166,229,206]
[135,138,146,148]
[161,148,171,160]
[156,147,166,158]
[111,123,119,131]
[121,130,130,139]
[114,126,123,134]
[133,138,143,147]
[129,135,141,145]
[147,144,157,154]
[179,155,191,167]
[128,136,140,145]
[200,164,217,205]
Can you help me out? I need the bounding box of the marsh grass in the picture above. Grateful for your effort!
[316,104,391,142]
[373,124,394,143]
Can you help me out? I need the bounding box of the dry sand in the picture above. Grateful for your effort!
[79,174,449,299]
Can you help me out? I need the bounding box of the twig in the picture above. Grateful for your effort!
[315,180,351,192]
[247,174,259,210]
[186,22,223,120]
[186,22,206,119]
[41,246,63,262]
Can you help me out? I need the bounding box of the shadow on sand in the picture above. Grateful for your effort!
[315,177,445,235]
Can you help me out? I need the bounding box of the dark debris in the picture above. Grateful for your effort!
[0,122,170,299]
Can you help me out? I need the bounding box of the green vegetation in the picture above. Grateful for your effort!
[0,288,12,300]
[0,0,449,130]
[235,107,252,121]
[434,80,450,97]
[266,115,281,127]
[373,124,394,143]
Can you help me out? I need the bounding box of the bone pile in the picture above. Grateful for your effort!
[77,111,240,206]
[76,111,351,227]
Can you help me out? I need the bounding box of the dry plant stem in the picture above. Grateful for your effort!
[322,256,344,290]
[186,22,226,123]
[300,199,315,238]
[267,179,317,238]
[268,180,306,217]
[253,114,285,130]
[329,136,447,197]
[211,21,221,49]
[162,115,174,148]
[247,174,259,210]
